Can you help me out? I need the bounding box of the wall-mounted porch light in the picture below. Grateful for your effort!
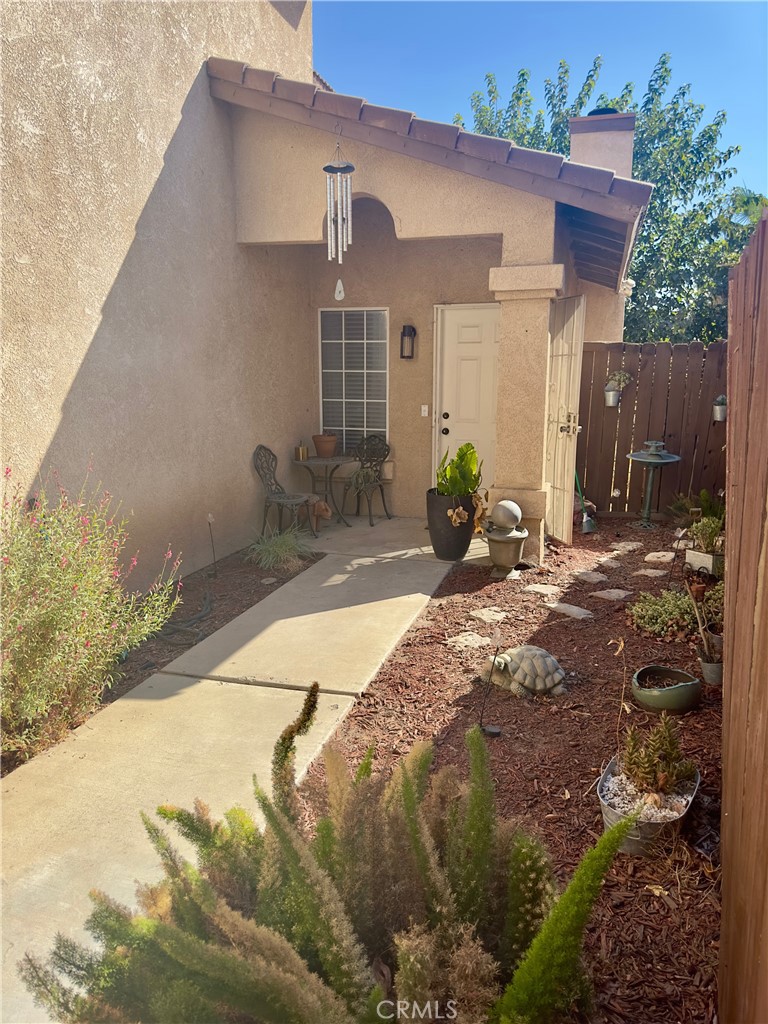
[400,325,417,359]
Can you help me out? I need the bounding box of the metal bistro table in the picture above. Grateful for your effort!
[293,455,357,527]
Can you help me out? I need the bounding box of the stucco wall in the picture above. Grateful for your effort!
[1,1,314,586]
[304,198,502,517]
[232,109,555,266]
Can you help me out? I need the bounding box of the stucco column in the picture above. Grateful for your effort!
[488,264,565,562]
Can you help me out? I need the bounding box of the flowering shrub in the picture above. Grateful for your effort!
[1,471,180,769]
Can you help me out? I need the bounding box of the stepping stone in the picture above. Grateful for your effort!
[645,551,675,563]
[470,607,508,624]
[572,570,608,583]
[543,602,594,620]
[610,541,643,553]
[445,632,494,651]
[591,589,633,601]
[672,539,694,549]
[491,567,521,580]
[262,577,278,585]
[597,558,621,569]
[633,568,667,577]
[524,583,561,597]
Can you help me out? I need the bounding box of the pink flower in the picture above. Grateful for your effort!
[80,535,89,546]
[85,640,91,648]
[165,548,173,560]
[60,556,68,567]
[112,569,120,579]
[130,557,138,569]
[4,467,11,478]
[80,516,89,526]
[177,580,183,590]
[2,556,9,565]
[72,584,78,592]
[16,624,22,632]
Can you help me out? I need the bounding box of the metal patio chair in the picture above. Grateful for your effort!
[341,434,393,527]
[252,445,317,537]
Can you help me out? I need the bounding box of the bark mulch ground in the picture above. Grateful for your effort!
[300,524,721,1024]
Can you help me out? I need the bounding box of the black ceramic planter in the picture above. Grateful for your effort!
[426,489,474,561]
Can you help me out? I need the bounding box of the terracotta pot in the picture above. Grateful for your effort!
[312,434,338,458]
[631,665,701,713]
[597,757,700,856]
[426,490,474,561]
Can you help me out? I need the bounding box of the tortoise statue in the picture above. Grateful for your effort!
[483,644,567,698]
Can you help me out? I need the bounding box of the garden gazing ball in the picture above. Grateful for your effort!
[483,644,567,698]
[491,500,522,530]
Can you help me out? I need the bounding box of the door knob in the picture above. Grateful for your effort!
[441,427,449,435]
[442,412,450,419]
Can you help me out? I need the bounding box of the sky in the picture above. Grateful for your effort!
[313,1,768,195]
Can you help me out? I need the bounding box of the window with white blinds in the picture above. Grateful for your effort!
[319,309,388,452]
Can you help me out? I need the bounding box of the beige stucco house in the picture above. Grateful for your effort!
[2,1,651,582]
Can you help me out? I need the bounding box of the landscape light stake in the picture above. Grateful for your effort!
[207,513,218,578]
[479,646,501,738]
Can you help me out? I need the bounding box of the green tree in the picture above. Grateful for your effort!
[457,55,764,344]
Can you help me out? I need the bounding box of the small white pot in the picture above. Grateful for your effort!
[604,388,620,408]
[713,404,726,422]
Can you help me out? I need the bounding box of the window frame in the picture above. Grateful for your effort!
[317,307,390,453]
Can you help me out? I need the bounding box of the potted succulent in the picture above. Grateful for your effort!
[598,713,700,856]
[604,369,633,407]
[631,665,701,713]
[311,429,338,458]
[426,443,486,561]
[712,394,727,422]
[685,515,725,578]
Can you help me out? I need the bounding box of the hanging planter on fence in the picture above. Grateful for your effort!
[713,395,727,422]
[604,370,633,407]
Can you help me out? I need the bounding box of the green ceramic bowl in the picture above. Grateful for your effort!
[631,665,701,713]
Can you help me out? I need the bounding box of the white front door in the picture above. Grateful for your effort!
[545,295,586,544]
[436,304,500,488]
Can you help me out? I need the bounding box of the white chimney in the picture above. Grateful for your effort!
[568,110,636,179]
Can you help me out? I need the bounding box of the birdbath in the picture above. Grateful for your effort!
[626,440,681,528]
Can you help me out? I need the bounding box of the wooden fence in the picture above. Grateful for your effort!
[719,212,768,1022]
[576,341,727,515]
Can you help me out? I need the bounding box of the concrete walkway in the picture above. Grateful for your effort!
[2,518,487,1023]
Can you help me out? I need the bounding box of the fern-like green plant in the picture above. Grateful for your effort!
[494,815,637,1024]
[21,692,638,1024]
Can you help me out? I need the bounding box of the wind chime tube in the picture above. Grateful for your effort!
[326,173,333,261]
[346,174,352,246]
[339,172,346,262]
[344,172,350,251]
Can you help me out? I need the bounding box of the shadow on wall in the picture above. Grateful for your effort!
[28,68,318,589]
[271,1,307,29]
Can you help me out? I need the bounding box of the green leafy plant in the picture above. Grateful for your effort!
[1,471,180,768]
[245,524,313,572]
[713,394,727,406]
[21,704,630,1023]
[605,369,633,391]
[690,515,725,554]
[436,442,483,497]
[667,489,725,525]
[628,588,697,638]
[620,713,696,795]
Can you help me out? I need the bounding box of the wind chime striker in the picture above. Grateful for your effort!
[324,138,354,264]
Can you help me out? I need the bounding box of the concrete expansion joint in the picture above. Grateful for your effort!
[157,669,356,699]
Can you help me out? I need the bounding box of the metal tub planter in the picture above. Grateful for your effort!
[598,757,700,856]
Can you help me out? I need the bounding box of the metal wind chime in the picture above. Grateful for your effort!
[324,138,354,264]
